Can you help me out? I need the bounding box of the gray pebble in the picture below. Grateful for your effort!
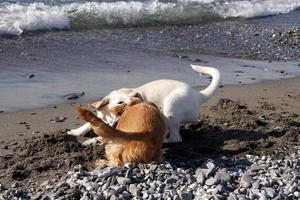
[129,184,140,197]
[116,177,131,185]
[205,177,218,186]
[240,173,254,188]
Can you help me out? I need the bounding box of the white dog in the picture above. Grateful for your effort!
[68,65,221,143]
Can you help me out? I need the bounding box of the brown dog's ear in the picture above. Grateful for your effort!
[108,103,127,116]
[89,98,109,110]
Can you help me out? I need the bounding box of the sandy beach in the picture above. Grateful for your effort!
[1,1,300,199]
[1,77,299,192]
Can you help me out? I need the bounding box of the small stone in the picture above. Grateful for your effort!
[294,191,300,198]
[240,173,253,188]
[196,172,205,185]
[129,184,140,197]
[179,191,192,200]
[83,182,99,191]
[26,74,35,79]
[205,177,218,186]
[117,177,131,185]
[165,177,176,184]
[265,187,276,198]
[149,164,157,171]
[215,171,231,182]
[252,180,260,189]
[228,193,238,200]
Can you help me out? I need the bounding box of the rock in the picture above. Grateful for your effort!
[179,191,193,200]
[83,182,99,191]
[240,173,253,188]
[116,177,131,185]
[94,167,117,179]
[49,117,66,123]
[205,177,218,186]
[129,184,140,197]
[63,92,85,100]
[215,171,231,182]
[265,187,276,198]
[228,193,238,200]
[26,74,35,79]
[237,194,248,200]
[252,180,260,189]
[165,177,176,184]
[149,164,158,171]
[205,162,216,177]
[110,185,126,194]
[31,192,43,200]
[196,172,205,185]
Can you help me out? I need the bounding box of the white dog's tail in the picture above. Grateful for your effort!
[191,64,221,100]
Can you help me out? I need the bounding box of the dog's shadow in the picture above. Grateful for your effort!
[162,121,286,166]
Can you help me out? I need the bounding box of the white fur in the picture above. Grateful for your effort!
[68,65,221,143]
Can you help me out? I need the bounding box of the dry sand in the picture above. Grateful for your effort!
[0,77,299,189]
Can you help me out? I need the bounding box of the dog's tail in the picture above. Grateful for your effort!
[76,106,148,141]
[191,64,221,101]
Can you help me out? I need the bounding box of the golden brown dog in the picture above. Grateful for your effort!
[76,99,167,167]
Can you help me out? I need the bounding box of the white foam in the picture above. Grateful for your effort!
[218,0,300,18]
[0,0,300,35]
[0,3,69,35]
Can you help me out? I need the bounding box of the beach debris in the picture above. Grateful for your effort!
[63,92,85,100]
[26,74,35,79]
[0,110,3,113]
[49,117,66,123]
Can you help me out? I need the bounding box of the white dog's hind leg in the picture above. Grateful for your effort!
[67,122,92,136]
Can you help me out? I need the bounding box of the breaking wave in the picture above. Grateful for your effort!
[0,0,300,35]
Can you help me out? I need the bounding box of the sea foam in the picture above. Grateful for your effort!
[0,0,300,35]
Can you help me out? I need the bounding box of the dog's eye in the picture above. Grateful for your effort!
[118,101,124,104]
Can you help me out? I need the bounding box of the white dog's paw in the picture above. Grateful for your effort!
[67,129,83,136]
[82,138,99,146]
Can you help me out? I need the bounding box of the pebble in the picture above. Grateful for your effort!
[116,177,131,185]
[1,146,299,200]
[205,177,218,186]
[129,184,140,197]
[196,172,206,185]
[240,173,254,188]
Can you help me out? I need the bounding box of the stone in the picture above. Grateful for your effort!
[205,177,218,186]
[265,187,276,198]
[196,172,205,185]
[227,193,238,200]
[237,194,248,200]
[252,180,260,189]
[83,182,99,191]
[215,171,231,182]
[179,191,193,200]
[116,177,131,185]
[240,173,253,188]
[129,184,140,197]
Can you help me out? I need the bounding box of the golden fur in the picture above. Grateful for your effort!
[76,99,167,167]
